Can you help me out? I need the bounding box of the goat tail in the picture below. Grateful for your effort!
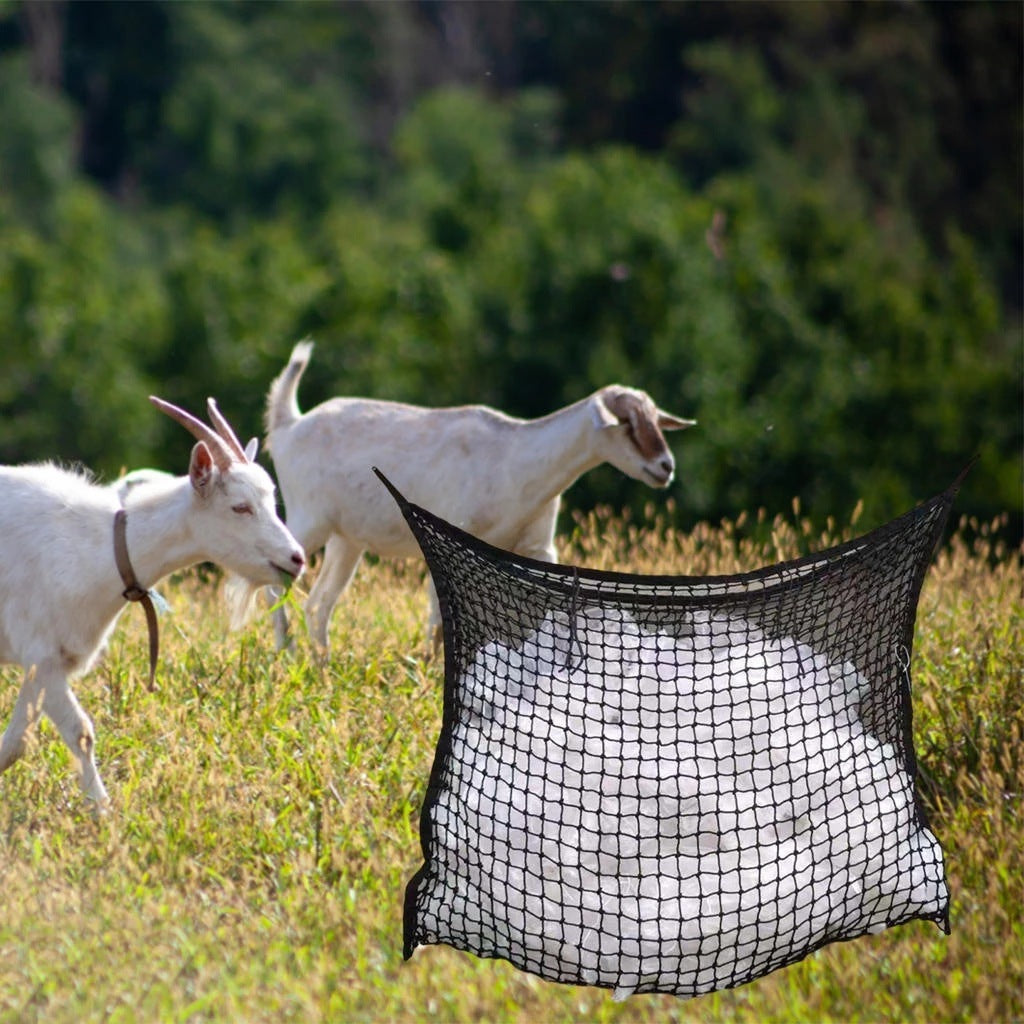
[265,338,314,438]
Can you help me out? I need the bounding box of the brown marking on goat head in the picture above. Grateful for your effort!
[601,388,673,461]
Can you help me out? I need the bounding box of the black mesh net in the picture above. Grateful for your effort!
[380,470,960,1000]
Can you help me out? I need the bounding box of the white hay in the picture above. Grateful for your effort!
[425,607,947,1000]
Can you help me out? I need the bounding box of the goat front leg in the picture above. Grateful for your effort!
[0,666,44,773]
[513,503,560,565]
[38,665,110,808]
[305,535,364,653]
[265,585,292,652]
[426,578,444,653]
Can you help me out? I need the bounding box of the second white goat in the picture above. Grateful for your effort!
[253,340,694,651]
[0,397,305,808]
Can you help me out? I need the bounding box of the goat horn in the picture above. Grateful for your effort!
[206,397,249,463]
[149,396,236,471]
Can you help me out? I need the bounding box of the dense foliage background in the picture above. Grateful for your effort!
[0,0,1020,534]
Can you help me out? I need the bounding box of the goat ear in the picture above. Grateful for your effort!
[189,441,217,494]
[591,394,624,429]
[657,411,697,431]
[244,437,259,461]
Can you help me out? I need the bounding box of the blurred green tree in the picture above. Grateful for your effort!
[0,183,167,474]
[0,1,1017,535]
[144,1,371,222]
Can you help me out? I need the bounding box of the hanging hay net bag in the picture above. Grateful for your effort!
[377,470,960,1001]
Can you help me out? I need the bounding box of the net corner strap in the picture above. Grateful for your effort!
[373,467,409,512]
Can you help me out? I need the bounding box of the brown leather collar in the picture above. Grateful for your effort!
[113,508,159,690]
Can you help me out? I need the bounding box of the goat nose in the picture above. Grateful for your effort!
[291,550,305,569]
[661,457,674,476]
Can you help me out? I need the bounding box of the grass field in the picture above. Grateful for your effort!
[0,504,1020,1023]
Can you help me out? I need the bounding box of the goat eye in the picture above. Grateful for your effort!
[232,503,254,515]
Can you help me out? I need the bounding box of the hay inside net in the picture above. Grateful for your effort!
[379,470,959,1000]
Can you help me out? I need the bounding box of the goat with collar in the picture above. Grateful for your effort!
[0,396,305,810]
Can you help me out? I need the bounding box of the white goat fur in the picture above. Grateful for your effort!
[0,399,305,807]
[258,340,695,650]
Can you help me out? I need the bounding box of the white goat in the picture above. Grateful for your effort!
[112,466,176,501]
[257,340,694,651]
[0,397,305,808]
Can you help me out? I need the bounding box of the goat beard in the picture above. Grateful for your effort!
[223,573,263,631]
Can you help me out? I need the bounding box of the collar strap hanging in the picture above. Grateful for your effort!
[113,508,159,691]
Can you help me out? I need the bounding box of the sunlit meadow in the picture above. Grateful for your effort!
[1,504,1020,1023]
